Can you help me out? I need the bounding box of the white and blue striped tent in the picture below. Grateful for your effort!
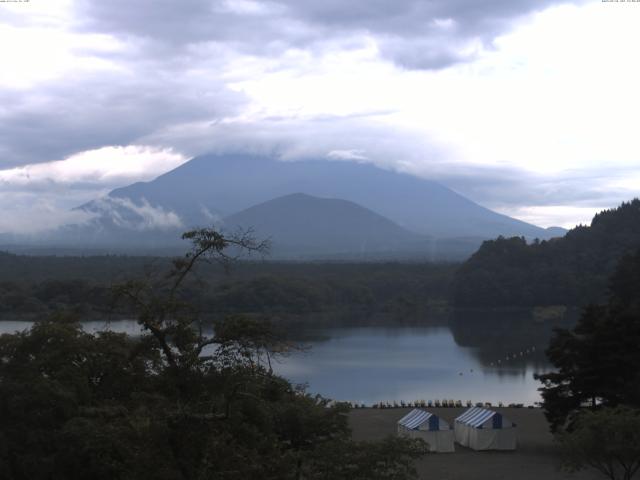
[397,409,454,452]
[454,407,516,451]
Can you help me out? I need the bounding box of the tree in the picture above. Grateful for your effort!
[113,227,270,374]
[559,407,640,480]
[301,436,426,480]
[536,249,640,431]
[0,227,426,480]
[453,199,640,308]
[0,312,160,480]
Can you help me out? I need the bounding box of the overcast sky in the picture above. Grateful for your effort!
[1,0,639,233]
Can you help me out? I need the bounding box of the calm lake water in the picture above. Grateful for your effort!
[275,325,551,406]
[0,311,566,405]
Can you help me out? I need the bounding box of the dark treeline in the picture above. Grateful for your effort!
[532,249,640,480]
[4,199,640,319]
[0,253,456,323]
[452,199,640,308]
[537,248,640,431]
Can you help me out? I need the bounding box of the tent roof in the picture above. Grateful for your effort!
[398,409,437,430]
[455,407,512,428]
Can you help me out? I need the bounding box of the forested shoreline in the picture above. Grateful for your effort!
[2,199,640,324]
[0,253,455,324]
[453,200,640,308]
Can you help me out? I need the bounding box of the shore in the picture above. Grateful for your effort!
[348,407,599,480]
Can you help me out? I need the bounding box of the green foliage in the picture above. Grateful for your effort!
[0,256,455,323]
[453,199,640,307]
[301,436,426,480]
[0,314,161,479]
[559,407,640,480]
[536,249,640,431]
[0,279,115,318]
[210,275,330,314]
[0,229,426,480]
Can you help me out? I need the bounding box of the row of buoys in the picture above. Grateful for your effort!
[368,399,472,409]
[347,400,532,409]
[489,346,537,367]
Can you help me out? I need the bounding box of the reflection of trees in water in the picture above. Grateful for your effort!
[450,309,579,376]
[281,309,450,341]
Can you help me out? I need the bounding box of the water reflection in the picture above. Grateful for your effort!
[275,331,532,405]
[274,310,576,405]
[450,309,576,374]
[0,310,574,405]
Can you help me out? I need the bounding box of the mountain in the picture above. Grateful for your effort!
[452,199,640,307]
[222,193,426,258]
[0,153,568,258]
[83,154,563,240]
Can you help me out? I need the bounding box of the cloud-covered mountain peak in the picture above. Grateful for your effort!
[97,154,560,240]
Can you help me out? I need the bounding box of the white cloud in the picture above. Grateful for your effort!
[0,0,123,89]
[90,197,184,231]
[432,18,456,30]
[494,205,605,229]
[230,2,640,175]
[0,146,187,235]
[327,149,368,161]
[0,192,95,235]
[220,1,640,225]
[220,0,278,16]
[200,205,223,226]
[0,145,187,187]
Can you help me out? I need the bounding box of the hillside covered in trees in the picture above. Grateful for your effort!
[0,254,454,324]
[452,199,640,308]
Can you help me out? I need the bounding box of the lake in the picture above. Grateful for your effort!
[275,325,550,406]
[0,311,567,405]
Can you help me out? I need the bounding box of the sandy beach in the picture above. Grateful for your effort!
[349,407,600,480]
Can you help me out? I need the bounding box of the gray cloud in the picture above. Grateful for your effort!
[1,0,618,234]
[0,65,244,168]
[73,0,314,56]
[136,111,440,167]
[0,0,588,169]
[138,111,633,216]
[286,0,572,31]
[75,0,589,68]
[434,165,632,212]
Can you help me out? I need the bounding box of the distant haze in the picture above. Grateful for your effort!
[1,154,567,260]
[97,154,563,239]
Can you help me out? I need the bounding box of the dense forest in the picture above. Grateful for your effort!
[452,199,640,308]
[0,230,427,480]
[3,199,639,320]
[0,253,455,324]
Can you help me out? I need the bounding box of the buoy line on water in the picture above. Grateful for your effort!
[489,345,537,367]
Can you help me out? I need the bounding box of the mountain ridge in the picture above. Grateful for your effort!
[85,154,564,240]
[2,154,568,259]
[222,192,426,258]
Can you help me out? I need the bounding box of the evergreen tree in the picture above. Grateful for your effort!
[536,249,640,431]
